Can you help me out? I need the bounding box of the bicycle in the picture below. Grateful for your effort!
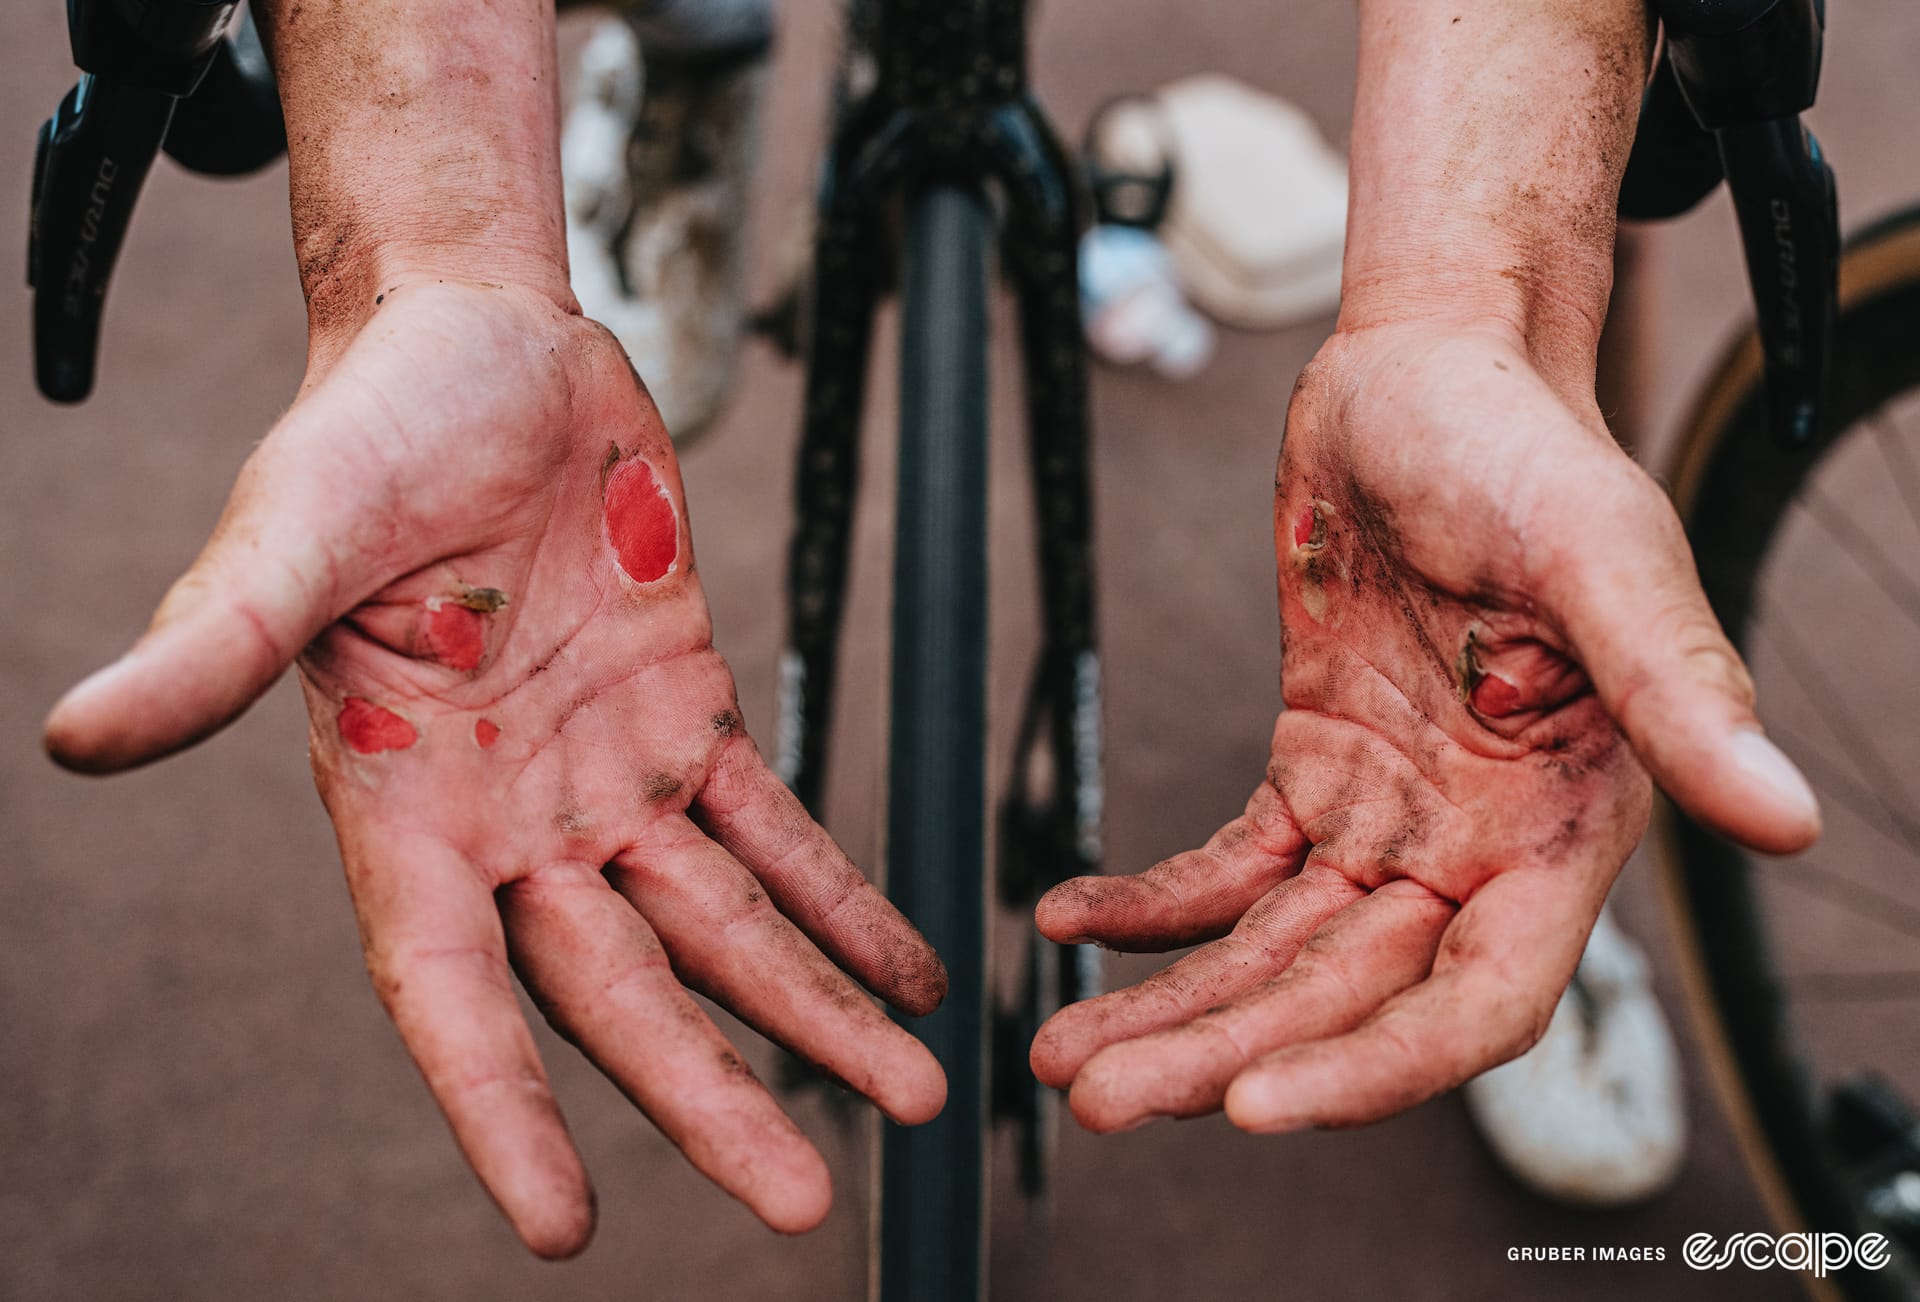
[1623,4,1920,1301]
[1654,205,1920,1301]
[764,0,1098,1295]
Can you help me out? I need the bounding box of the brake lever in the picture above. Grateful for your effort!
[27,0,283,404]
[1717,115,1837,447]
[1657,0,1837,448]
[29,75,177,403]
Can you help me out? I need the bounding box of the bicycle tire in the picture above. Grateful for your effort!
[876,182,995,1302]
[1658,204,1920,1302]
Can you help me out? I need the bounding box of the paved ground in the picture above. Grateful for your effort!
[5,2,1919,1300]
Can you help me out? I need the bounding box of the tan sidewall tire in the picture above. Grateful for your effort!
[1655,212,1920,1302]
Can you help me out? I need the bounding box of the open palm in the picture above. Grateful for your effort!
[1031,324,1820,1134]
[46,280,946,1254]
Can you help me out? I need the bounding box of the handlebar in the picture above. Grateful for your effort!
[1620,0,1836,448]
[27,1,284,403]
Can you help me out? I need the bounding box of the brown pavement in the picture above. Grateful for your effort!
[6,2,1919,1300]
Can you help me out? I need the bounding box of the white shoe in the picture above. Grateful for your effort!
[1463,906,1688,1207]
[561,18,766,442]
[1089,75,1347,330]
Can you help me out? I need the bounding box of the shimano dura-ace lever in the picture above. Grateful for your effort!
[28,0,284,403]
[1621,0,1837,448]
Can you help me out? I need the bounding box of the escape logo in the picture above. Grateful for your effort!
[1682,1231,1892,1277]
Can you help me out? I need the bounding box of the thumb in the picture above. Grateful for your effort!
[45,418,375,774]
[1537,470,1820,855]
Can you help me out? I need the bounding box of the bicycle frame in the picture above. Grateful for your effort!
[769,0,1099,1296]
[776,0,1096,830]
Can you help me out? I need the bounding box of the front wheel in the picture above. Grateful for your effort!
[876,182,995,1302]
[1659,205,1920,1302]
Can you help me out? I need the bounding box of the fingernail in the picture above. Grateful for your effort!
[1109,1112,1173,1134]
[1730,730,1819,826]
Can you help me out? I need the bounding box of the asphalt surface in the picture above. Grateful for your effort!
[5,2,1920,1300]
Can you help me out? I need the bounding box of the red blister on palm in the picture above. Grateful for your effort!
[424,603,487,670]
[604,457,678,584]
[339,697,417,753]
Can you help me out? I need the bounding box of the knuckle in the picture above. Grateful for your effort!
[1193,1010,1257,1070]
[1611,597,1754,724]
[692,734,759,816]
[445,1065,557,1111]
[1511,999,1555,1059]
[1487,977,1559,1066]
[1681,631,1756,712]
[367,942,514,1013]
[716,881,778,936]
[1293,950,1364,1010]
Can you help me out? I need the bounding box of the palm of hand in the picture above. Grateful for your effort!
[299,282,734,882]
[1265,328,1650,922]
[1030,327,1705,1134]
[50,282,945,1253]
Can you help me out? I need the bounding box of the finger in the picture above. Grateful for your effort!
[1035,783,1308,951]
[1225,863,1600,1132]
[1029,864,1362,1091]
[499,862,832,1235]
[347,830,593,1259]
[1066,880,1453,1132]
[44,405,393,773]
[1534,463,1819,854]
[606,817,946,1125]
[694,735,947,1016]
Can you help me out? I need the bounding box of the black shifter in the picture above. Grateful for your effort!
[1620,0,1837,448]
[27,0,285,404]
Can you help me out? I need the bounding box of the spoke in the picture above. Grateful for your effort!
[1797,486,1920,635]
[1759,669,1880,795]
[1792,971,1920,1002]
[1768,858,1920,947]
[1755,614,1920,849]
[1753,623,1861,780]
[1871,409,1920,539]
[1770,723,1920,857]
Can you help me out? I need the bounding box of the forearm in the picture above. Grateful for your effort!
[258,0,574,335]
[1340,0,1651,379]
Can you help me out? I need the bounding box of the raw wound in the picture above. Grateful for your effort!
[605,457,678,582]
[339,698,417,753]
[1471,673,1523,717]
[425,603,486,670]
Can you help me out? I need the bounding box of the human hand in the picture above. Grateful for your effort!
[1030,322,1819,1135]
[45,280,946,1253]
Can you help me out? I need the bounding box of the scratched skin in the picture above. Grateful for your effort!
[1030,324,1822,1135]
[45,281,947,1255]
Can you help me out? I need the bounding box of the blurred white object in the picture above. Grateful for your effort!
[562,18,765,443]
[561,22,644,233]
[1094,74,1347,329]
[1464,906,1688,1207]
[1079,225,1215,379]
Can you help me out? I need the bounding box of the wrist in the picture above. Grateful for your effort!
[1341,0,1651,371]
[1336,203,1617,362]
[292,211,576,343]
[259,0,571,334]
